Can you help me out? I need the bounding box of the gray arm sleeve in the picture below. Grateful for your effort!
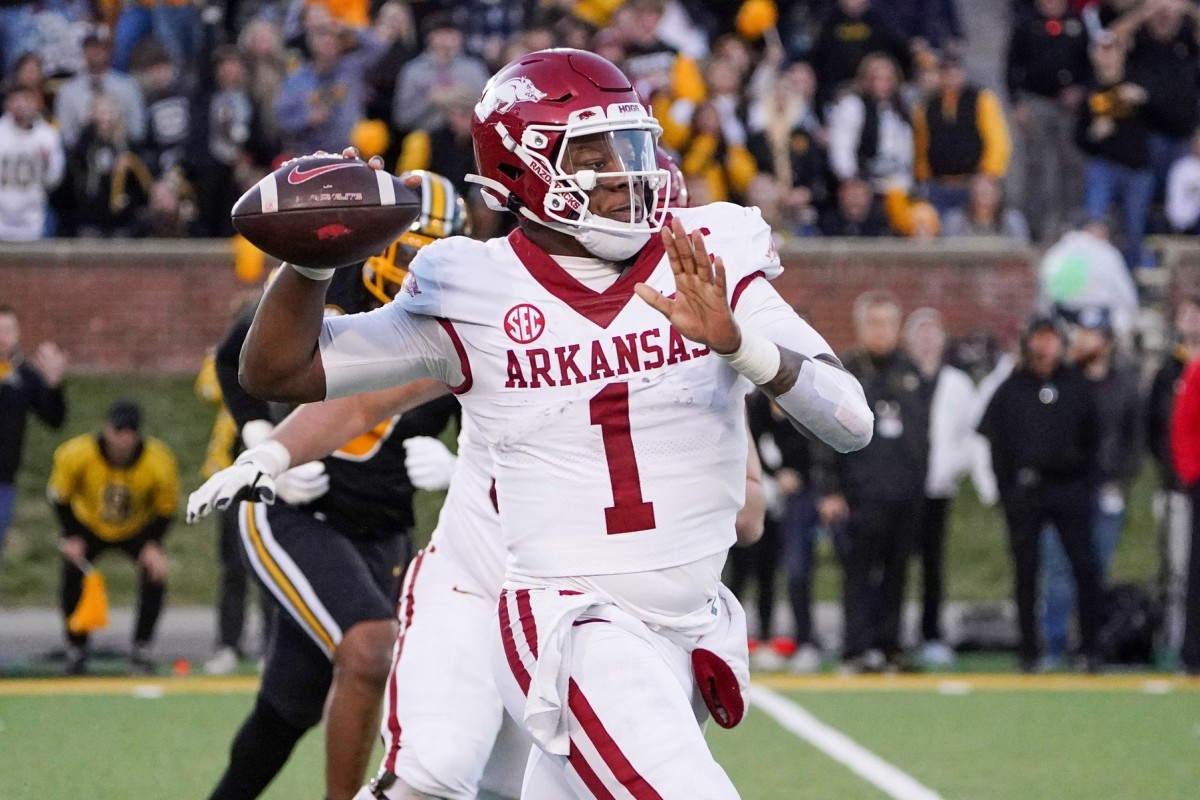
[733,278,874,453]
[318,303,463,400]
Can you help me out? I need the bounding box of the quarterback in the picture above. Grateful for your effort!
[189,154,765,800]
[235,49,871,799]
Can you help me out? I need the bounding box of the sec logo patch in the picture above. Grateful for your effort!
[505,303,545,344]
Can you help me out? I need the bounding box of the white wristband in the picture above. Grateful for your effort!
[289,263,336,282]
[241,419,275,449]
[236,439,292,478]
[718,333,781,385]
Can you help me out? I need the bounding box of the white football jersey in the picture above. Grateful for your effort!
[398,202,782,578]
[0,114,64,241]
[427,413,506,595]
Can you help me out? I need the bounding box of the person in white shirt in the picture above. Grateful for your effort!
[228,49,871,800]
[0,84,64,241]
[904,308,997,667]
[1167,128,1200,233]
[827,53,914,195]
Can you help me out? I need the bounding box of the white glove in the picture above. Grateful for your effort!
[403,436,457,491]
[761,473,786,519]
[274,460,330,505]
[187,441,292,523]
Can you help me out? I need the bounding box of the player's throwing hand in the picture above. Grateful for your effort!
[634,217,742,355]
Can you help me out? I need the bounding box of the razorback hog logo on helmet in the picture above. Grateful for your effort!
[475,77,547,121]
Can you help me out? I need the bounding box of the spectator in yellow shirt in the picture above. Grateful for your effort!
[48,400,178,675]
[681,100,758,204]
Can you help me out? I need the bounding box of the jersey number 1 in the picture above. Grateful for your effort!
[590,383,656,534]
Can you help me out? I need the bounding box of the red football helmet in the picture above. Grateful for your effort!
[468,49,670,255]
[656,146,689,208]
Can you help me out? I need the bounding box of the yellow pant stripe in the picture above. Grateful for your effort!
[243,503,336,655]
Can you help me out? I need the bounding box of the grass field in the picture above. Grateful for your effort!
[0,375,448,607]
[2,675,1198,799]
[0,375,1164,608]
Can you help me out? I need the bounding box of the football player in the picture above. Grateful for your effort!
[204,171,464,800]
[190,154,770,800]
[233,50,871,798]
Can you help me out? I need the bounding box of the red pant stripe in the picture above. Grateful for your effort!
[382,548,426,773]
[568,678,665,800]
[515,588,539,659]
[499,589,532,695]
[569,739,619,800]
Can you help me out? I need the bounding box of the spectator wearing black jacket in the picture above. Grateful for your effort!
[192,46,272,237]
[873,0,964,52]
[811,0,909,109]
[138,44,192,177]
[1109,0,1200,196]
[61,93,153,238]
[0,306,67,559]
[1077,33,1154,269]
[1148,295,1200,660]
[912,52,1013,215]
[979,312,1104,672]
[1041,306,1142,666]
[1006,0,1092,241]
[762,392,827,674]
[815,291,932,672]
[746,60,831,215]
[819,178,892,236]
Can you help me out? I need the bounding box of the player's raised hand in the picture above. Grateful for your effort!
[634,217,742,354]
[30,341,66,387]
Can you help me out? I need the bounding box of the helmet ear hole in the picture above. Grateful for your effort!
[498,163,524,181]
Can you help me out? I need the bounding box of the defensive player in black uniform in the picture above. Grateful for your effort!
[206,172,467,800]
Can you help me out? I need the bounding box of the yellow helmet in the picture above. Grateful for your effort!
[362,170,471,304]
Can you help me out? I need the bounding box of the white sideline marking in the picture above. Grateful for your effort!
[748,685,945,800]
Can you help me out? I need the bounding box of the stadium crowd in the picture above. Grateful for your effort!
[0,0,1196,260]
[6,0,1200,680]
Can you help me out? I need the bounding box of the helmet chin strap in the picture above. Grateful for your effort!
[525,212,651,261]
[574,225,652,261]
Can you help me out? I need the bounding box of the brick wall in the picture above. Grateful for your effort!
[1,238,1038,373]
[772,238,1037,353]
[2,240,253,374]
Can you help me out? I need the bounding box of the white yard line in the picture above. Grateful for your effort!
[747,684,945,800]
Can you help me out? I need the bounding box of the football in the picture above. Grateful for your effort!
[231,156,421,269]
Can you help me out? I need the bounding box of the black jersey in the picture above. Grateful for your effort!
[216,268,458,539]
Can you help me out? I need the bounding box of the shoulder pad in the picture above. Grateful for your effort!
[673,203,783,287]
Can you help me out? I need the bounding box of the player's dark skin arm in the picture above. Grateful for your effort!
[239,265,331,403]
[240,154,421,404]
